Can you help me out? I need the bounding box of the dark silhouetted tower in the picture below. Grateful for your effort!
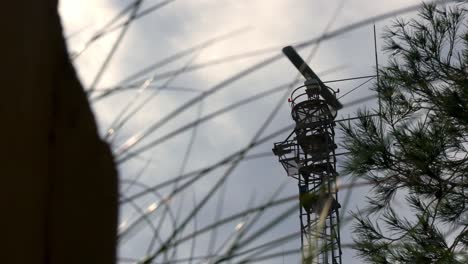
[273,46,342,264]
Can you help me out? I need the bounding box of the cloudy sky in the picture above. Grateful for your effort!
[58,1,449,263]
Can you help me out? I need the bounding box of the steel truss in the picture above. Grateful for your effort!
[273,83,342,264]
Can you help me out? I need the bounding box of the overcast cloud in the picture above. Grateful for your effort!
[58,1,446,263]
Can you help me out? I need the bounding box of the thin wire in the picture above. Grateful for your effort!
[337,76,375,99]
[323,75,376,84]
[93,71,368,101]
[374,24,383,138]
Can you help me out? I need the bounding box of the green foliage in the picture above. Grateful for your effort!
[341,3,468,263]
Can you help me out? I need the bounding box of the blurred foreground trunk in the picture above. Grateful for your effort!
[0,1,118,263]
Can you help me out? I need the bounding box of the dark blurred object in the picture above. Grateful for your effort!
[0,1,118,263]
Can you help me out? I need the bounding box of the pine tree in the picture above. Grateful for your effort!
[340,3,468,263]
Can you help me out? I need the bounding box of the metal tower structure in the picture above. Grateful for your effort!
[273,46,343,264]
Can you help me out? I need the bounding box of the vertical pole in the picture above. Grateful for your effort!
[374,24,383,138]
[299,189,305,260]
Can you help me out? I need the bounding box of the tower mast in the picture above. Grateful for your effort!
[273,46,342,264]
